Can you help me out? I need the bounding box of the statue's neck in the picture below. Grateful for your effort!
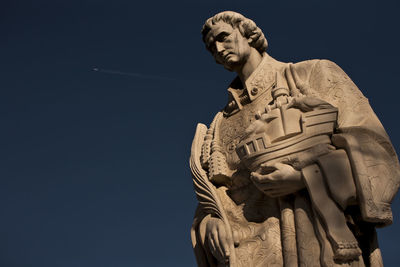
[237,50,263,84]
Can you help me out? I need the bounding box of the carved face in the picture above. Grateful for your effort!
[204,21,252,71]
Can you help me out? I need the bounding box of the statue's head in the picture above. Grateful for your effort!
[202,11,268,71]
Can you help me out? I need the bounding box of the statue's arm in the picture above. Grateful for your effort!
[296,59,400,225]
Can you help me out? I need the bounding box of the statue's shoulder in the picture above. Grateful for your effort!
[290,59,352,97]
[292,59,347,79]
[292,58,340,69]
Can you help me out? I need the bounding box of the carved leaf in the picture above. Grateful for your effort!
[190,122,237,266]
[190,123,224,219]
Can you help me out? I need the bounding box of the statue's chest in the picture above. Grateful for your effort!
[219,98,269,168]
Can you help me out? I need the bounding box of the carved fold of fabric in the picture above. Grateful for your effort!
[287,58,400,224]
[303,59,400,226]
[332,133,396,226]
[278,196,298,267]
[317,149,357,210]
[302,164,362,262]
[293,194,321,267]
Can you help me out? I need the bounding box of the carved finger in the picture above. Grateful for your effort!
[268,188,294,198]
[264,189,288,198]
[260,163,278,173]
[232,230,240,247]
[262,183,286,189]
[265,173,280,182]
[252,182,277,196]
[208,235,217,257]
[218,226,231,262]
[224,229,236,266]
[212,230,225,263]
[269,170,284,181]
[263,186,279,192]
[261,185,289,196]
[271,162,287,169]
[250,172,263,183]
[253,175,283,189]
[251,172,276,184]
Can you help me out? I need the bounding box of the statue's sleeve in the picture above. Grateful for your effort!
[296,59,400,226]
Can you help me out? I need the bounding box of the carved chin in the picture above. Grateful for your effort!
[223,64,235,72]
[222,59,241,72]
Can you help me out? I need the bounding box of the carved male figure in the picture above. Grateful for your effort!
[190,11,400,266]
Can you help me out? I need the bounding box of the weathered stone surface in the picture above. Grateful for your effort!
[190,11,400,267]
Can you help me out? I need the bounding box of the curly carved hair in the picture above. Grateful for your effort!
[201,11,268,54]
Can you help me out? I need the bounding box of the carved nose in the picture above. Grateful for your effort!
[215,41,224,53]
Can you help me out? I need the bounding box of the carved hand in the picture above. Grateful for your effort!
[250,162,304,197]
[202,216,234,265]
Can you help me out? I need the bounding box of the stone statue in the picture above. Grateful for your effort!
[189,11,400,267]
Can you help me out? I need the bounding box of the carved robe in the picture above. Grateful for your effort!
[190,54,400,267]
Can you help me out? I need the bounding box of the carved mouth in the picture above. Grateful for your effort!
[219,52,232,61]
[218,52,232,59]
[223,53,232,60]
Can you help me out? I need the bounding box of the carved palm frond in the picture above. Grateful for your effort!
[190,123,224,219]
[190,122,237,266]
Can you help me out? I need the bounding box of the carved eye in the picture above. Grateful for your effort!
[216,32,229,42]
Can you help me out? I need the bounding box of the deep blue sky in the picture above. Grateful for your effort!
[1,0,400,266]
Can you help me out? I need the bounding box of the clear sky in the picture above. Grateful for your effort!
[1,0,400,266]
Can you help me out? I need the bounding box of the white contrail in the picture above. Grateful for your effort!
[92,68,178,81]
